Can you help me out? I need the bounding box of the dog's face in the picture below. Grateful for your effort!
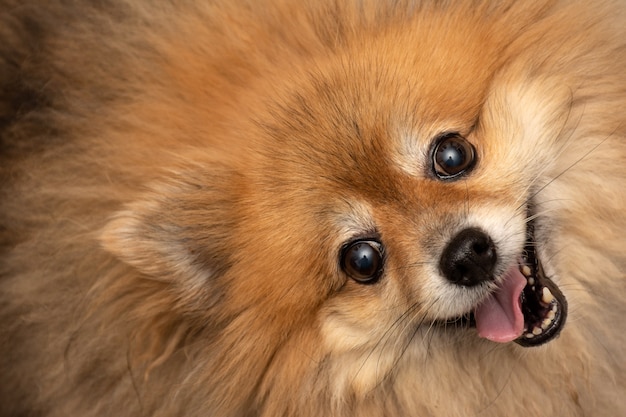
[101,5,576,399]
[245,48,571,362]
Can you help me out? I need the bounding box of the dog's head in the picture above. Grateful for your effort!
[99,2,590,408]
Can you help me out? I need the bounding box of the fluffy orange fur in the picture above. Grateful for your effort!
[1,1,625,416]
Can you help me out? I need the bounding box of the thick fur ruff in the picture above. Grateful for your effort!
[1,1,625,416]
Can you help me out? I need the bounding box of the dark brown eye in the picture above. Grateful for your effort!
[340,240,384,283]
[432,134,476,179]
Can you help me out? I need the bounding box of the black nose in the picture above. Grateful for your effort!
[439,228,497,286]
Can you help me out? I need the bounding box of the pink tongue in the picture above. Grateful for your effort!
[475,266,526,343]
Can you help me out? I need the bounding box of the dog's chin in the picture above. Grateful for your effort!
[439,219,568,348]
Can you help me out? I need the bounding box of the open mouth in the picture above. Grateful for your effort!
[512,222,568,347]
[446,221,568,347]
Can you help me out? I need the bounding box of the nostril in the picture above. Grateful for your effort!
[439,228,497,287]
[472,241,489,255]
[472,240,495,263]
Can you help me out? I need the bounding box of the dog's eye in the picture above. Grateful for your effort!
[340,240,384,283]
[432,133,476,179]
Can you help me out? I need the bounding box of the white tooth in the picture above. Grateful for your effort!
[532,327,543,336]
[552,304,558,313]
[542,318,553,329]
[547,310,556,320]
[527,277,535,286]
[542,287,555,304]
[521,265,532,277]
[525,333,535,339]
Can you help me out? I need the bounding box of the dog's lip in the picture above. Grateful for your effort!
[513,227,568,347]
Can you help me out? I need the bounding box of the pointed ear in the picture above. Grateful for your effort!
[100,168,237,289]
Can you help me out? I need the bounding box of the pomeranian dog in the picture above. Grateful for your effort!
[1,0,625,416]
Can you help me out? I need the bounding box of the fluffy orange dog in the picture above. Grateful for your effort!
[1,1,625,416]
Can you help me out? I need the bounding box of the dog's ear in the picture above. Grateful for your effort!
[100,167,238,289]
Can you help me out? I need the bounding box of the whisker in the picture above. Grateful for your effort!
[359,294,449,395]
[384,260,429,274]
[464,179,470,218]
[351,300,426,385]
[524,207,560,224]
[511,152,570,215]
[512,90,582,212]
[526,131,615,204]
[366,301,440,394]
[502,201,528,230]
